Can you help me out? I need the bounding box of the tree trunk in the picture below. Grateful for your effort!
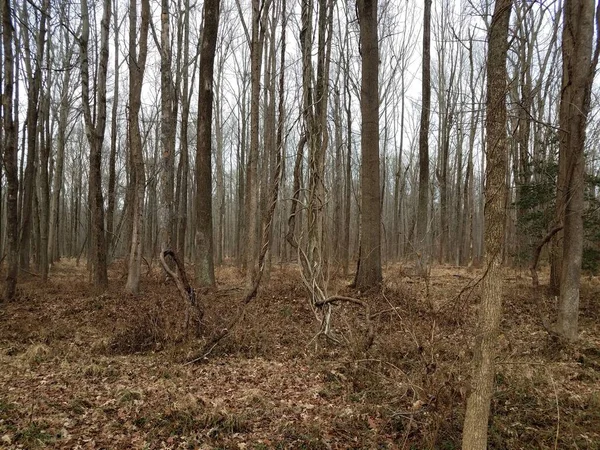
[462,0,511,447]
[2,0,18,301]
[19,0,49,271]
[194,0,220,286]
[49,25,74,265]
[106,0,120,259]
[355,0,382,289]
[416,0,431,268]
[556,0,598,341]
[80,0,110,289]
[125,0,150,294]
[245,0,270,286]
[159,0,177,260]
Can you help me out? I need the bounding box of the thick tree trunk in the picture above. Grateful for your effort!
[194,0,220,286]
[556,0,598,341]
[355,0,382,289]
[462,0,511,447]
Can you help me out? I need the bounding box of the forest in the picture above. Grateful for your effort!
[1,0,600,447]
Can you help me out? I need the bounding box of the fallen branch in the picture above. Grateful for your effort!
[530,225,563,287]
[160,250,203,327]
[315,294,374,351]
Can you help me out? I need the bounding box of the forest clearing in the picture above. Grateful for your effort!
[0,260,599,449]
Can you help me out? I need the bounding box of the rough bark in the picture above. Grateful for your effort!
[80,0,110,289]
[195,0,220,286]
[416,0,431,267]
[159,0,177,259]
[462,0,511,447]
[556,0,598,341]
[355,0,382,289]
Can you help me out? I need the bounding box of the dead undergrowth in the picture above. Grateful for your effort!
[0,259,599,449]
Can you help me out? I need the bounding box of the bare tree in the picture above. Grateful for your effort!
[462,0,512,447]
[19,0,49,270]
[80,0,110,289]
[245,0,271,286]
[195,0,221,286]
[106,0,121,258]
[2,0,18,300]
[125,0,150,294]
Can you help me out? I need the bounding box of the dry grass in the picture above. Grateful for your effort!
[0,259,598,449]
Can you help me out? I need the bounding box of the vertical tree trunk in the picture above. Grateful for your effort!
[176,0,192,263]
[355,0,382,289]
[195,0,220,286]
[125,0,150,294]
[159,0,177,259]
[556,0,598,341]
[49,24,74,265]
[80,0,110,289]
[19,0,49,271]
[38,75,51,281]
[106,0,120,259]
[245,0,270,286]
[416,0,431,268]
[2,0,18,300]
[462,0,512,447]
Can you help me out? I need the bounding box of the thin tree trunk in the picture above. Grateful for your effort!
[462,0,512,447]
[125,0,150,294]
[2,0,18,300]
[416,0,431,268]
[106,0,120,258]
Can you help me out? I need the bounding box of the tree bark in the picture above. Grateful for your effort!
[195,0,220,286]
[19,0,49,271]
[125,0,150,294]
[355,0,382,289]
[159,0,177,260]
[556,0,598,341]
[245,0,270,286]
[416,0,431,268]
[2,0,18,301]
[462,0,511,447]
[80,0,110,289]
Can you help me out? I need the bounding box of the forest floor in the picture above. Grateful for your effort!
[0,259,599,449]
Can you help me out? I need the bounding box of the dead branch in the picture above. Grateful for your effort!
[315,294,374,351]
[160,250,203,326]
[530,225,563,287]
